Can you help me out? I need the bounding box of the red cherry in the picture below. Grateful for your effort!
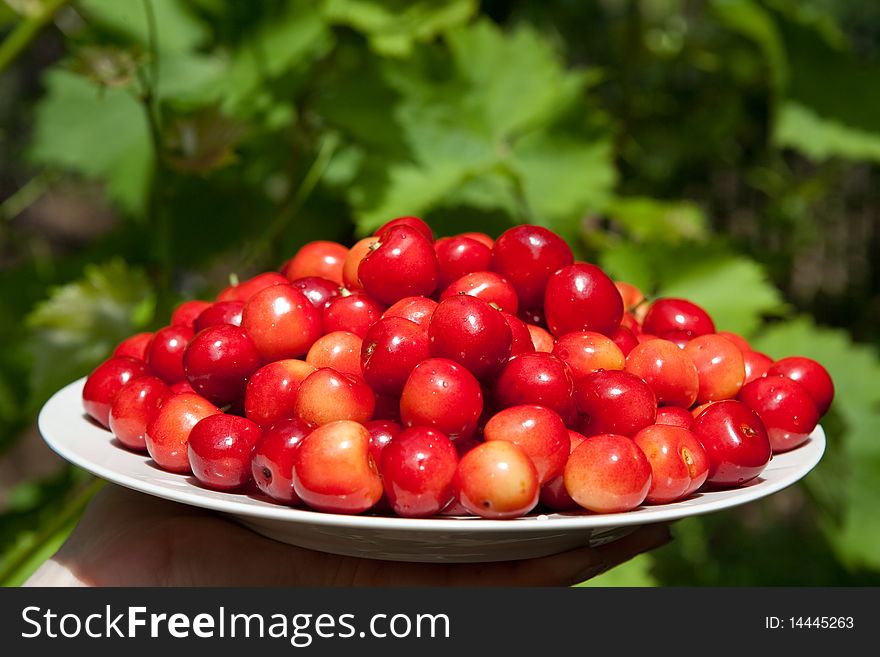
[716,331,751,353]
[374,216,434,242]
[217,272,288,303]
[493,353,574,420]
[455,441,539,519]
[457,231,494,249]
[690,399,771,487]
[434,236,492,289]
[145,392,220,473]
[251,418,315,504]
[655,405,694,429]
[766,356,834,416]
[358,226,439,304]
[625,339,700,408]
[400,358,483,440]
[483,404,570,484]
[108,375,171,450]
[743,350,773,385]
[684,334,746,403]
[539,430,587,511]
[440,271,519,315]
[283,241,348,284]
[294,368,375,426]
[382,295,437,329]
[490,225,574,309]
[380,427,459,517]
[113,332,154,361]
[183,325,262,406]
[193,301,244,332]
[146,325,194,384]
[288,276,341,310]
[365,419,403,465]
[633,424,709,503]
[82,356,150,428]
[615,281,646,313]
[552,331,625,382]
[306,331,363,377]
[544,263,623,337]
[171,300,212,329]
[428,295,512,380]
[609,326,639,357]
[527,325,555,353]
[502,312,535,356]
[188,414,262,491]
[738,375,819,453]
[342,237,376,291]
[244,359,316,428]
[573,369,657,437]
[292,420,383,514]
[321,292,385,338]
[642,298,715,338]
[170,380,195,394]
[241,284,322,361]
[564,434,652,513]
[361,317,430,396]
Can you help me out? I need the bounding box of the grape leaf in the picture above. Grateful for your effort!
[25,260,155,403]
[77,0,209,53]
[774,101,880,163]
[752,318,880,571]
[605,197,709,244]
[322,0,477,57]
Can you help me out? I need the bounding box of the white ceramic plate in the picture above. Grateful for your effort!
[39,377,826,563]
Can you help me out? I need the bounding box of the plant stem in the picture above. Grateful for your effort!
[0,0,70,75]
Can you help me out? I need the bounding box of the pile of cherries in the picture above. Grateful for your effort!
[81,217,833,519]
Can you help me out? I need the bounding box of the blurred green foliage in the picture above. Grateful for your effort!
[1,0,879,586]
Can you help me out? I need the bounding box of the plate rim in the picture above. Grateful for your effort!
[39,377,827,534]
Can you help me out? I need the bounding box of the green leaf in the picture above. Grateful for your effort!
[25,260,155,402]
[752,318,880,571]
[774,101,880,163]
[605,197,709,244]
[78,0,209,53]
[712,0,788,92]
[323,0,477,57]
[29,69,153,213]
[599,242,786,336]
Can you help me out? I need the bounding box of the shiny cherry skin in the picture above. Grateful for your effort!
[183,325,262,406]
[241,284,322,361]
[146,325,194,384]
[527,325,555,353]
[738,375,819,453]
[716,331,751,354]
[490,225,574,309]
[294,368,375,426]
[187,414,262,491]
[365,419,403,465]
[633,424,709,503]
[342,237,376,291]
[217,272,288,303]
[767,356,834,416]
[358,226,439,304]
[113,332,154,361]
[288,276,341,310]
[82,356,150,428]
[573,369,657,437]
[292,420,383,514]
[539,430,587,511]
[544,263,623,337]
[655,405,695,429]
[108,375,171,450]
[458,231,494,249]
[244,359,316,427]
[492,353,574,419]
[193,301,244,332]
[626,339,700,408]
[642,298,716,338]
[306,331,363,376]
[374,216,434,241]
[615,281,646,313]
[283,241,348,285]
[400,358,483,440]
[145,392,221,473]
[455,441,539,519]
[552,331,625,382]
[743,350,774,385]
[171,300,212,329]
[440,271,519,315]
[251,417,315,504]
[483,404,569,484]
[434,236,492,289]
[609,326,639,356]
[361,317,430,396]
[321,292,385,338]
[380,427,459,517]
[428,295,512,380]
[170,380,195,394]
[690,399,771,487]
[382,295,437,329]
[684,334,746,403]
[503,312,535,356]
[564,433,652,513]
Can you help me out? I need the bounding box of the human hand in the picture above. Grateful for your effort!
[25,485,671,587]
